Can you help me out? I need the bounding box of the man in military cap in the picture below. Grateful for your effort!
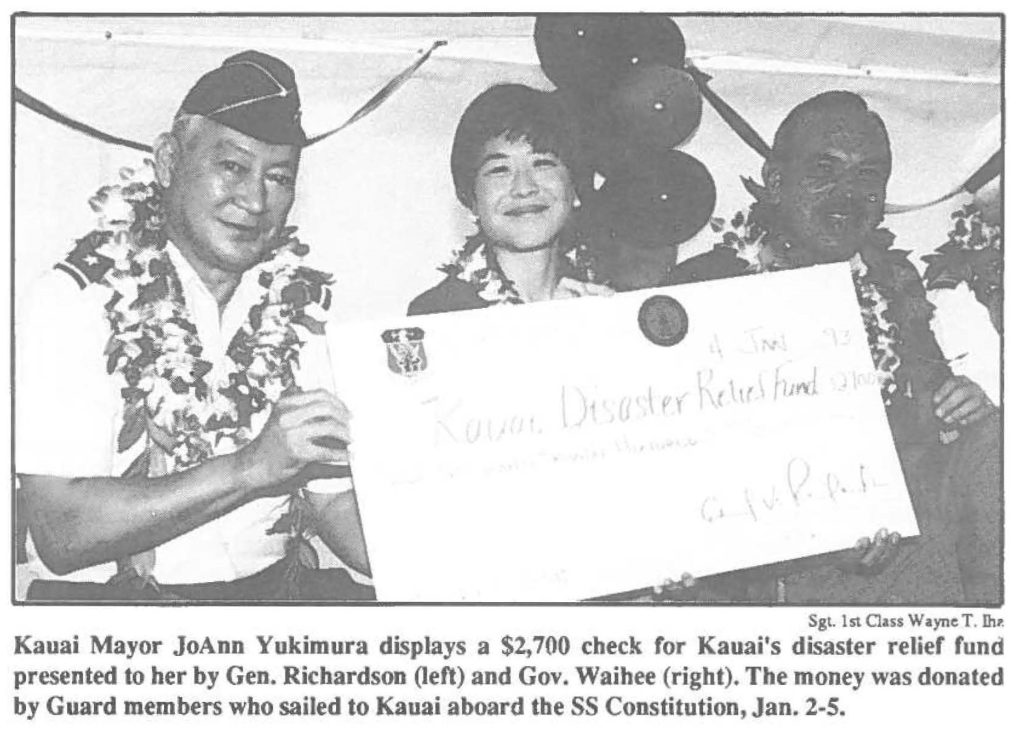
[16,51,372,600]
[660,90,999,603]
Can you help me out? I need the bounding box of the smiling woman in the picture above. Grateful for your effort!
[408,84,612,315]
[473,136,574,255]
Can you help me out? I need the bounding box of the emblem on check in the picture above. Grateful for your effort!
[638,295,689,347]
[381,327,428,376]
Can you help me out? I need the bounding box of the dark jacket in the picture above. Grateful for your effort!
[408,276,489,317]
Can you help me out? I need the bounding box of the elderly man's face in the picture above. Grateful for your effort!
[162,119,300,277]
[771,111,890,262]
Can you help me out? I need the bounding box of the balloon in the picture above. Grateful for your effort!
[534,15,618,96]
[601,65,703,152]
[586,150,717,249]
[536,13,714,292]
[599,15,686,79]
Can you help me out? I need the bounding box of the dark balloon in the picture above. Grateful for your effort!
[586,150,717,250]
[534,15,687,98]
[601,65,703,152]
[598,15,686,79]
[535,14,714,291]
[534,16,619,96]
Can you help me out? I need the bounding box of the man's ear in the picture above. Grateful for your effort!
[761,159,783,204]
[152,132,180,188]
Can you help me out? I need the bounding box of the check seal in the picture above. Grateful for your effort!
[638,295,689,346]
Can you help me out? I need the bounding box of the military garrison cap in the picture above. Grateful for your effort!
[179,50,306,146]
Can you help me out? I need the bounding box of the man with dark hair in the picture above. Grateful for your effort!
[662,90,999,603]
[16,51,372,601]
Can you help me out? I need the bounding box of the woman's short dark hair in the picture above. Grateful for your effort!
[450,84,583,209]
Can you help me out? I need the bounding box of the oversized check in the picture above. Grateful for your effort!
[330,263,919,601]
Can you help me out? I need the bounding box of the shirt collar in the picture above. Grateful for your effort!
[163,241,265,349]
[165,242,263,303]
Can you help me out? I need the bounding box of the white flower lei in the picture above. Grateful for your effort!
[711,209,902,404]
[442,236,523,305]
[75,162,332,473]
[849,256,902,404]
[439,231,597,306]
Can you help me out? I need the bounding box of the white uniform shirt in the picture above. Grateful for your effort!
[928,283,1001,406]
[16,242,351,588]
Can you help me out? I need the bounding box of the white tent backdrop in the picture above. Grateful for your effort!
[14,15,1001,323]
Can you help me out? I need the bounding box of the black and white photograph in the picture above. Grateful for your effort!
[10,13,1003,606]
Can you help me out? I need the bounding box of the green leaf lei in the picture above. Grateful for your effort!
[65,161,335,596]
[921,202,1002,333]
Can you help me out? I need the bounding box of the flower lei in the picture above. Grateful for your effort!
[438,229,598,306]
[708,206,917,407]
[64,161,333,597]
[921,202,1002,332]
